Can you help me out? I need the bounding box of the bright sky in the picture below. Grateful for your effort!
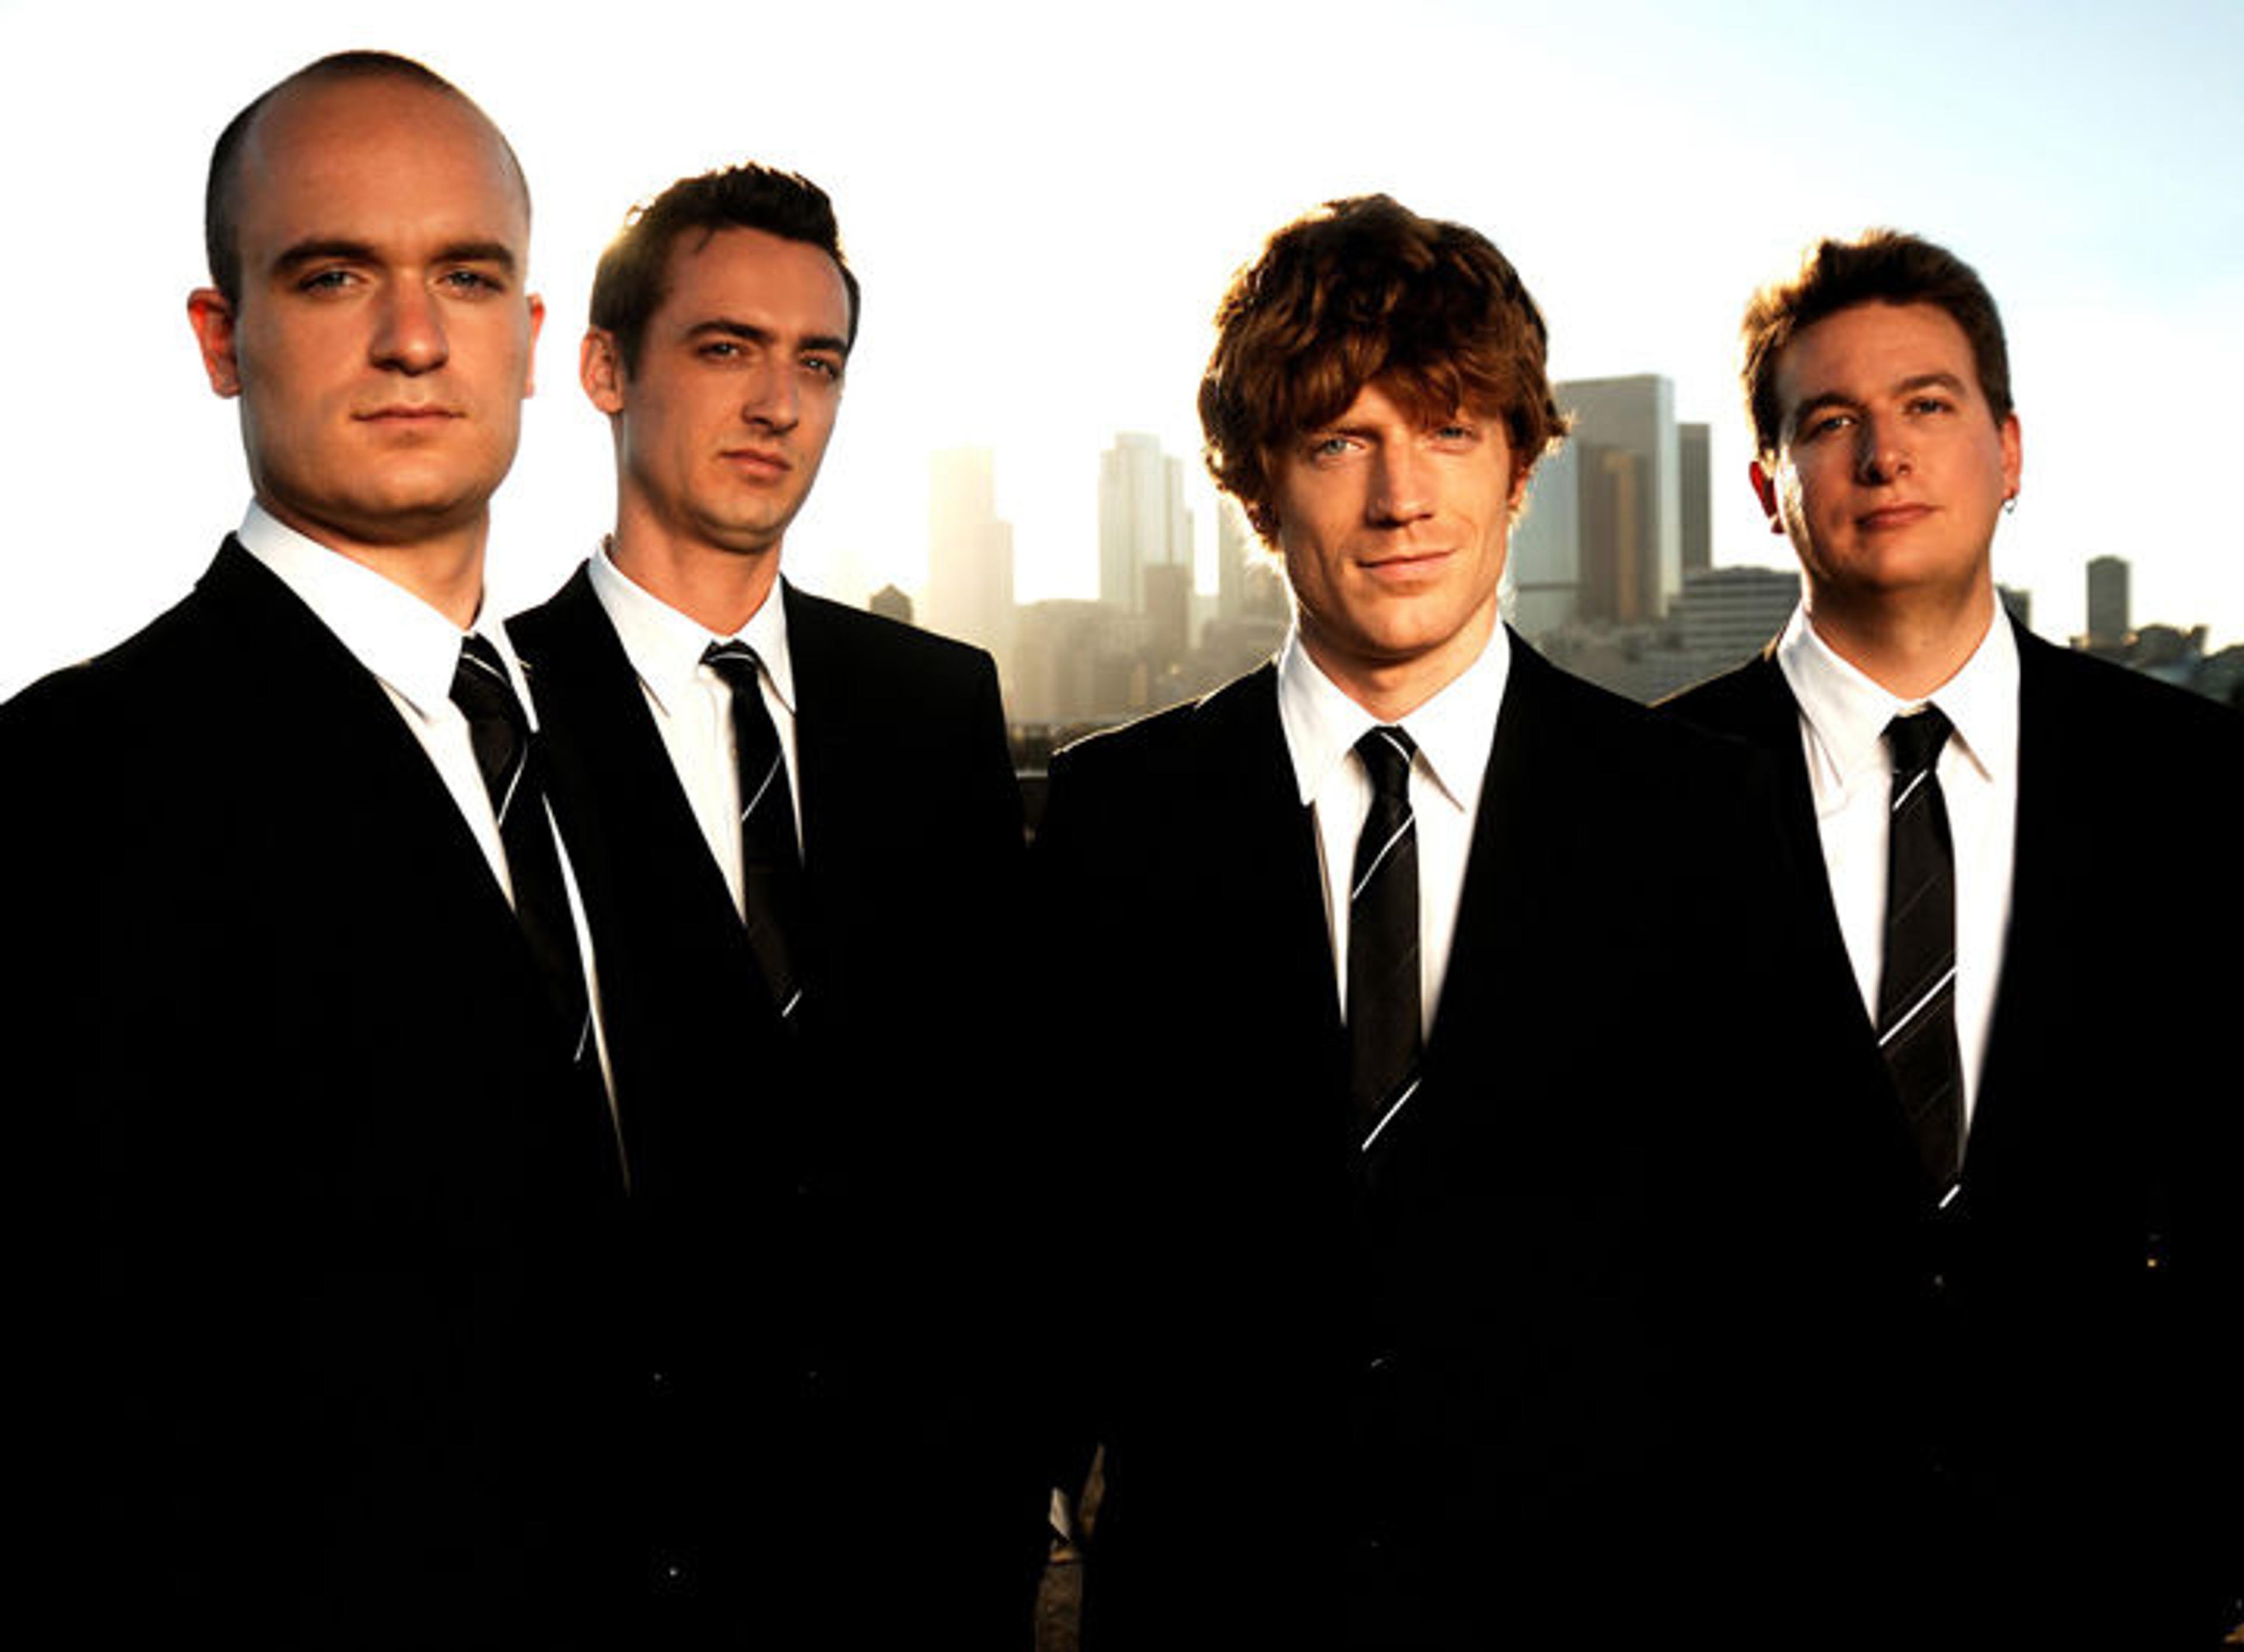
[5,0,2240,697]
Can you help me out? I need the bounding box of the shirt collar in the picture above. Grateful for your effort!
[1277,622,1510,812]
[1776,600,2020,790]
[234,501,490,724]
[588,542,797,717]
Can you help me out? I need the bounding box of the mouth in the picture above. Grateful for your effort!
[1359,548,1453,581]
[354,404,463,427]
[721,446,792,479]
[1855,502,1934,532]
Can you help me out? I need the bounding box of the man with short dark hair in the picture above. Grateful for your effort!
[4,51,624,1641]
[507,164,1039,1644]
[1037,195,1888,1646]
[1665,228,2242,1646]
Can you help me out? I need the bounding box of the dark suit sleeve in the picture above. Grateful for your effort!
[820,631,1049,1642]
[2,671,133,1619]
[926,650,1058,1641]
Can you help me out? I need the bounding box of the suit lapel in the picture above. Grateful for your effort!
[199,539,524,939]
[777,583,867,1000]
[1967,622,2065,1183]
[513,566,780,1189]
[1245,664,1340,981]
[194,542,617,1204]
[1705,650,1868,1035]
[1427,637,1592,1068]
[514,566,743,930]
[1204,664,1343,1059]
[780,580,853,886]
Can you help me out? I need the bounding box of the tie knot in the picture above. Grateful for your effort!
[1355,725,1417,801]
[451,634,527,739]
[702,639,764,692]
[1884,705,1953,778]
[450,635,530,812]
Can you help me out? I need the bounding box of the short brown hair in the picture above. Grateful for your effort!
[1741,228,2012,461]
[1198,194,1566,538]
[204,51,528,307]
[590,164,859,375]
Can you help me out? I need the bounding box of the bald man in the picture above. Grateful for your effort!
[2,53,624,1643]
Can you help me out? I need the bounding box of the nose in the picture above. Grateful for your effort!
[370,280,448,375]
[741,357,800,432]
[1854,413,1910,484]
[1367,441,1434,525]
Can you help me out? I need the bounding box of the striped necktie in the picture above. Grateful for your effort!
[1878,705,1965,1198]
[1349,725,1420,1149]
[450,635,593,1065]
[702,639,805,1024]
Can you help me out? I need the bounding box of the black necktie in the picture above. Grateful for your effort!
[1349,725,1421,1146]
[1878,705,1965,1197]
[702,640,804,1023]
[450,635,593,1064]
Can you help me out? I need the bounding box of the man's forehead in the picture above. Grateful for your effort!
[1778,302,1979,404]
[659,226,850,323]
[237,76,527,226]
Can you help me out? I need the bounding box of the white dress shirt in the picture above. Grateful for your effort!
[586,545,801,917]
[1776,603,2020,1128]
[1277,624,1509,1034]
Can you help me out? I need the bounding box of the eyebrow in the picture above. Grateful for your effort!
[688,318,851,359]
[1788,370,1971,433]
[269,238,520,277]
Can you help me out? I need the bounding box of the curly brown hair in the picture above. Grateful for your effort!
[1198,195,1567,538]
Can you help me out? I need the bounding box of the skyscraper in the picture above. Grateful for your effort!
[1508,439,1582,633]
[925,445,1016,678]
[1099,432,1194,615]
[2086,555,2131,646]
[1508,375,1691,631]
[1679,421,1712,578]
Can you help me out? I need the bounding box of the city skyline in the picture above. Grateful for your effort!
[927,420,2243,723]
[5,1,2241,697]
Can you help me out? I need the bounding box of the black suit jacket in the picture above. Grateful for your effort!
[1663,622,2244,1645]
[1036,636,1897,1648]
[508,567,1038,1645]
[4,540,626,1647]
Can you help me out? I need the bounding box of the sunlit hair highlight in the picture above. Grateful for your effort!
[1199,194,1567,539]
